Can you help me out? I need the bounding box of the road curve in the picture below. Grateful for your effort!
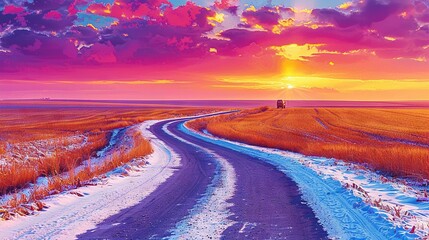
[78,116,328,239]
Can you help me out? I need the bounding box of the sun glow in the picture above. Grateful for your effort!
[271,44,329,61]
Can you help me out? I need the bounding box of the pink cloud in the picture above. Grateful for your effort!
[3,5,25,15]
[214,0,238,14]
[43,10,62,21]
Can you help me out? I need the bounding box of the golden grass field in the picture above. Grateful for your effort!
[0,104,217,197]
[188,107,429,179]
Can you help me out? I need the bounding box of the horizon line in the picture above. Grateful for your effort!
[2,99,429,102]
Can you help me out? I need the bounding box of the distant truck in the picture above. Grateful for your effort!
[277,100,286,109]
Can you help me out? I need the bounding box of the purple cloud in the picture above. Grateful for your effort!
[312,0,408,28]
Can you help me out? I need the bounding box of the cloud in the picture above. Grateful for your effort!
[312,0,408,28]
[25,0,75,11]
[241,7,281,29]
[3,5,25,14]
[1,29,78,59]
[0,0,428,82]
[66,79,186,84]
[271,43,331,61]
[43,10,63,21]
[214,0,238,14]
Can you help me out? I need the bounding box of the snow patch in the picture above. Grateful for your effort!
[164,121,237,240]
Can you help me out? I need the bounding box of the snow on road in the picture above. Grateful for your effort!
[2,113,426,239]
[0,120,180,240]
[183,123,420,239]
[163,120,237,239]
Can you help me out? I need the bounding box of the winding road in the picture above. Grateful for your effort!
[78,116,328,239]
[1,114,417,239]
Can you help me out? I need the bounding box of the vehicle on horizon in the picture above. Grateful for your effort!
[277,100,286,109]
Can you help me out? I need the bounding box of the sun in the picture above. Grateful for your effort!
[280,76,296,90]
[280,84,294,90]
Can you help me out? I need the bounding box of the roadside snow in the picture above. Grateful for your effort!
[163,120,237,240]
[184,124,420,239]
[301,156,429,237]
[0,135,88,166]
[0,120,180,240]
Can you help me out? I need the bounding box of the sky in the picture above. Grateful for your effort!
[0,0,429,100]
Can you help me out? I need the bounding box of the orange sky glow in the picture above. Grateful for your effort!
[1,0,428,100]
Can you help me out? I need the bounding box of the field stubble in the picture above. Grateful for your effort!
[188,107,429,179]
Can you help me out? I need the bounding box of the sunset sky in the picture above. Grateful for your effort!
[1,0,429,100]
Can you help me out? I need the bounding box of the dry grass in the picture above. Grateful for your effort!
[188,107,429,179]
[0,106,217,143]
[96,131,152,175]
[0,144,5,155]
[37,133,108,177]
[1,129,153,214]
[0,163,39,194]
[0,103,217,196]
[0,133,109,195]
[0,102,217,214]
